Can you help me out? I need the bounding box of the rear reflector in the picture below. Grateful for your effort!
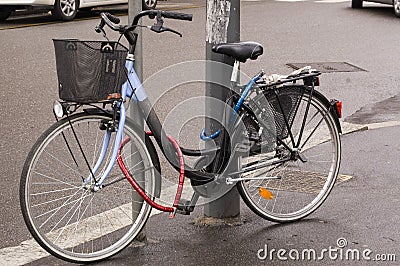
[335,101,342,118]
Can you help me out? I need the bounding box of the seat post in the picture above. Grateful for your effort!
[230,60,240,83]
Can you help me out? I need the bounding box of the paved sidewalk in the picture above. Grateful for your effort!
[28,125,400,265]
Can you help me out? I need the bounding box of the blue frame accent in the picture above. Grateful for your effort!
[200,128,221,140]
[200,73,262,141]
[83,131,111,185]
[85,56,148,188]
[230,74,261,123]
[123,59,148,101]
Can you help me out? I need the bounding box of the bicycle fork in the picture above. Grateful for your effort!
[80,103,127,190]
[82,56,140,189]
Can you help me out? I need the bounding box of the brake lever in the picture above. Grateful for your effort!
[150,25,182,37]
[95,18,106,34]
[95,23,108,39]
[151,11,164,32]
[159,26,183,37]
[150,11,182,37]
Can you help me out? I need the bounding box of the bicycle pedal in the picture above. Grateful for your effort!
[176,209,191,215]
[175,199,194,215]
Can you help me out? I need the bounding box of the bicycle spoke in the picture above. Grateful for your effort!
[91,126,101,167]
[32,194,77,208]
[32,182,81,186]
[66,190,91,249]
[30,186,79,196]
[54,190,89,246]
[43,191,90,231]
[35,188,84,221]
[300,111,329,150]
[32,171,80,188]
[67,193,97,251]
[43,150,84,179]
[36,156,83,185]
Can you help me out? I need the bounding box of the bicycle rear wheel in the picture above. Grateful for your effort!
[20,112,157,263]
[238,85,341,223]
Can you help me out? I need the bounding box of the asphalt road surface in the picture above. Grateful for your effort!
[1,0,400,265]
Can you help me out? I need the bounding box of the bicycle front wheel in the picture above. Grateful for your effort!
[238,85,341,223]
[20,112,157,263]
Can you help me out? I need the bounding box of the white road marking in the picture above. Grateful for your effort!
[0,183,193,265]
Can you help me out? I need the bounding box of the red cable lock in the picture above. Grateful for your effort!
[117,132,186,218]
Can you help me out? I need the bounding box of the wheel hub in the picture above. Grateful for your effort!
[83,182,101,192]
[290,149,308,163]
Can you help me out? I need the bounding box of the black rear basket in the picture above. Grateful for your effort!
[248,86,305,142]
[265,86,304,140]
[53,39,128,103]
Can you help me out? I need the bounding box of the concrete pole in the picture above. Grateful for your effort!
[128,1,142,82]
[128,0,146,240]
[204,0,241,218]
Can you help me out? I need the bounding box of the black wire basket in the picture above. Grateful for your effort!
[265,86,304,140]
[53,39,128,103]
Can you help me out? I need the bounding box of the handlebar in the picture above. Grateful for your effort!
[95,10,192,52]
[156,11,193,21]
[95,10,193,34]
[133,10,192,26]
[95,12,121,33]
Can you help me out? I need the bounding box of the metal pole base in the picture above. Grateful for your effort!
[204,186,240,218]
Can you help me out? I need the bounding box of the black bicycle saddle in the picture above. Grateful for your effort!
[212,41,263,63]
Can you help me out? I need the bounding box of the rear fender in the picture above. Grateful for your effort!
[311,89,342,134]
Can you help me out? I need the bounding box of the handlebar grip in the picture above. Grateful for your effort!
[104,12,120,24]
[161,11,193,21]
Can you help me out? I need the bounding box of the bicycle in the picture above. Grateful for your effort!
[20,10,342,263]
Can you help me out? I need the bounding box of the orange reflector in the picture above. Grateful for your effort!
[335,101,342,118]
[107,93,122,100]
[259,187,274,200]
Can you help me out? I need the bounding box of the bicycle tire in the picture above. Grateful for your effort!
[20,112,158,263]
[237,85,341,223]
